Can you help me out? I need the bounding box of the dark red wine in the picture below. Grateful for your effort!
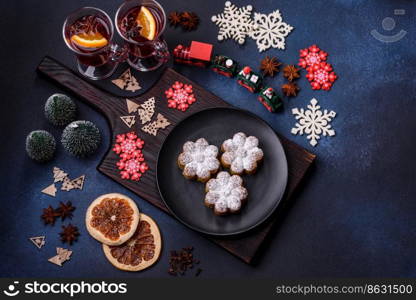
[65,15,112,66]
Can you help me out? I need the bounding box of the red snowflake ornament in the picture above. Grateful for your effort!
[165,81,196,112]
[299,44,337,91]
[298,44,328,68]
[306,62,337,91]
[112,132,144,155]
[112,132,148,182]
[117,158,148,181]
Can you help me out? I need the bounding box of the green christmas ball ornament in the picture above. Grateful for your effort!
[61,120,101,157]
[25,130,56,162]
[44,93,77,126]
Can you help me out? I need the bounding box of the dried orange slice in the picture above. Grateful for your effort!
[71,32,108,49]
[136,6,156,41]
[103,213,162,271]
[85,193,140,246]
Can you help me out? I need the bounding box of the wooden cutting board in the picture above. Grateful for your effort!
[37,56,316,264]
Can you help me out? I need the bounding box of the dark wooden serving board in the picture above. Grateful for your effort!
[37,56,316,264]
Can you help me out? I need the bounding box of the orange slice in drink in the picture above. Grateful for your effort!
[136,6,156,41]
[71,32,108,49]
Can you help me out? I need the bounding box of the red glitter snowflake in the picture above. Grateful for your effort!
[306,62,337,91]
[112,132,148,181]
[299,44,337,91]
[165,81,196,112]
[117,158,149,181]
[298,44,328,69]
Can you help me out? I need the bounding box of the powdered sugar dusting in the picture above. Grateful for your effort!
[205,171,248,214]
[178,138,220,181]
[221,132,263,174]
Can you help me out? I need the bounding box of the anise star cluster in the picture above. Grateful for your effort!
[168,11,199,31]
[260,56,281,77]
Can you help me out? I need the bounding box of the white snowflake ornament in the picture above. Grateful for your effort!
[291,98,336,147]
[249,10,293,52]
[211,1,256,45]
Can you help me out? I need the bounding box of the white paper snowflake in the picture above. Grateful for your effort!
[211,1,256,45]
[291,98,336,147]
[249,10,293,52]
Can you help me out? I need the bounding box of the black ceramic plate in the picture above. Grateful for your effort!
[156,107,288,236]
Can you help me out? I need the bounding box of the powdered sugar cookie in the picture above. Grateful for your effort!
[220,132,264,175]
[178,138,220,182]
[205,171,248,215]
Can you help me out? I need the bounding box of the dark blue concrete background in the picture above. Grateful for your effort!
[0,0,415,278]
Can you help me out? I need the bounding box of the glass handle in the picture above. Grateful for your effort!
[154,40,170,63]
[110,43,129,63]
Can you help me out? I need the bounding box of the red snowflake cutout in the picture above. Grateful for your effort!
[299,44,337,91]
[306,62,337,91]
[298,44,328,68]
[112,132,144,155]
[117,158,149,181]
[112,132,148,182]
[165,81,196,112]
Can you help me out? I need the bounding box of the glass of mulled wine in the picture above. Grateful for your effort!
[63,7,126,80]
[115,0,169,72]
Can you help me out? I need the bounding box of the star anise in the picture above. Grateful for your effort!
[282,82,300,97]
[180,12,199,31]
[168,11,182,27]
[260,56,281,77]
[41,205,60,225]
[60,224,80,245]
[57,201,75,220]
[283,65,301,82]
[122,12,142,39]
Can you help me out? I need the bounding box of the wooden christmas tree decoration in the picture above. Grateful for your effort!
[53,167,68,183]
[61,177,74,191]
[120,115,136,128]
[29,236,45,249]
[141,97,155,113]
[111,78,126,90]
[155,113,171,129]
[119,68,132,81]
[57,247,72,261]
[112,69,131,90]
[48,255,63,266]
[141,113,171,136]
[138,97,155,124]
[138,109,153,124]
[70,175,85,190]
[125,75,141,92]
[126,99,140,113]
[112,68,141,92]
[41,184,57,197]
[48,247,72,266]
[142,122,158,136]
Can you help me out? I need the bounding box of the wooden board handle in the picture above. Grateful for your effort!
[37,56,119,118]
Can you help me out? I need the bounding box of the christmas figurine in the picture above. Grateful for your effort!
[236,66,262,93]
[173,44,190,64]
[173,41,213,68]
[258,87,283,112]
[210,54,238,77]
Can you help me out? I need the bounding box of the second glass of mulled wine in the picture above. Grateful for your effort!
[115,0,169,72]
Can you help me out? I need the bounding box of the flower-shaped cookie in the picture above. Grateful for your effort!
[220,132,264,175]
[178,138,220,182]
[205,171,248,215]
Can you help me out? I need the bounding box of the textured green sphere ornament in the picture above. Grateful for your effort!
[25,130,56,162]
[44,93,77,126]
[61,120,101,157]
